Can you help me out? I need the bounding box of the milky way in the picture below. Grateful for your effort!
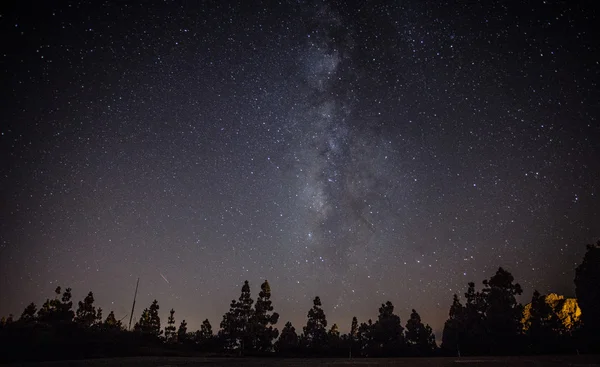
[1,1,598,337]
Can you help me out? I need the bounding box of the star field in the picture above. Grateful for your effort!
[1,1,599,337]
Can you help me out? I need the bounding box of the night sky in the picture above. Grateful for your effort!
[1,1,599,337]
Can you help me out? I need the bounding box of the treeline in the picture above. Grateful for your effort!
[1,242,599,361]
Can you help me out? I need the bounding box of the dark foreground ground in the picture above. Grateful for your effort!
[7,355,600,367]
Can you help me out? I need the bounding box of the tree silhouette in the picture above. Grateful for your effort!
[37,286,74,325]
[219,280,254,353]
[575,241,600,351]
[441,294,465,355]
[165,309,176,343]
[75,291,100,328]
[252,280,279,352]
[103,311,123,330]
[177,320,188,344]
[405,309,436,356]
[525,290,566,354]
[372,301,405,357]
[482,267,524,354]
[200,318,213,339]
[19,303,37,323]
[302,296,328,353]
[357,319,374,356]
[275,321,298,355]
[134,300,162,338]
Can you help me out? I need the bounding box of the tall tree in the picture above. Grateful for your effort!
[405,309,436,356]
[357,319,375,357]
[75,291,99,327]
[302,296,328,353]
[200,318,213,339]
[219,280,254,353]
[275,321,298,355]
[252,280,279,352]
[482,267,524,354]
[350,316,358,340]
[177,319,188,344]
[441,294,465,356]
[134,300,162,338]
[371,301,405,357]
[165,308,177,343]
[575,241,600,349]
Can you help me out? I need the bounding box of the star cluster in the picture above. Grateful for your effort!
[1,1,598,337]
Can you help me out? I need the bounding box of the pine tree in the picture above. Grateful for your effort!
[482,267,524,354]
[372,301,405,357]
[20,302,37,323]
[405,309,436,356]
[165,308,177,343]
[357,319,375,357]
[134,300,162,338]
[302,296,328,353]
[177,319,188,344]
[275,321,298,354]
[349,316,359,357]
[38,286,74,325]
[441,294,464,356]
[103,311,123,330]
[75,291,99,327]
[350,316,358,339]
[252,280,279,352]
[219,280,254,353]
[200,318,213,339]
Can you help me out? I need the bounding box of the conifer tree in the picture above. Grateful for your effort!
[75,291,99,327]
[275,321,298,354]
[350,316,358,340]
[200,318,213,339]
[252,280,279,352]
[482,267,523,354]
[165,308,177,343]
[441,294,464,355]
[20,302,37,323]
[134,300,162,338]
[103,311,123,330]
[372,301,405,357]
[177,319,188,343]
[220,280,254,353]
[405,309,437,356]
[302,296,328,353]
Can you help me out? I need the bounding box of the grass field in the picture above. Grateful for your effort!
[7,355,600,367]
